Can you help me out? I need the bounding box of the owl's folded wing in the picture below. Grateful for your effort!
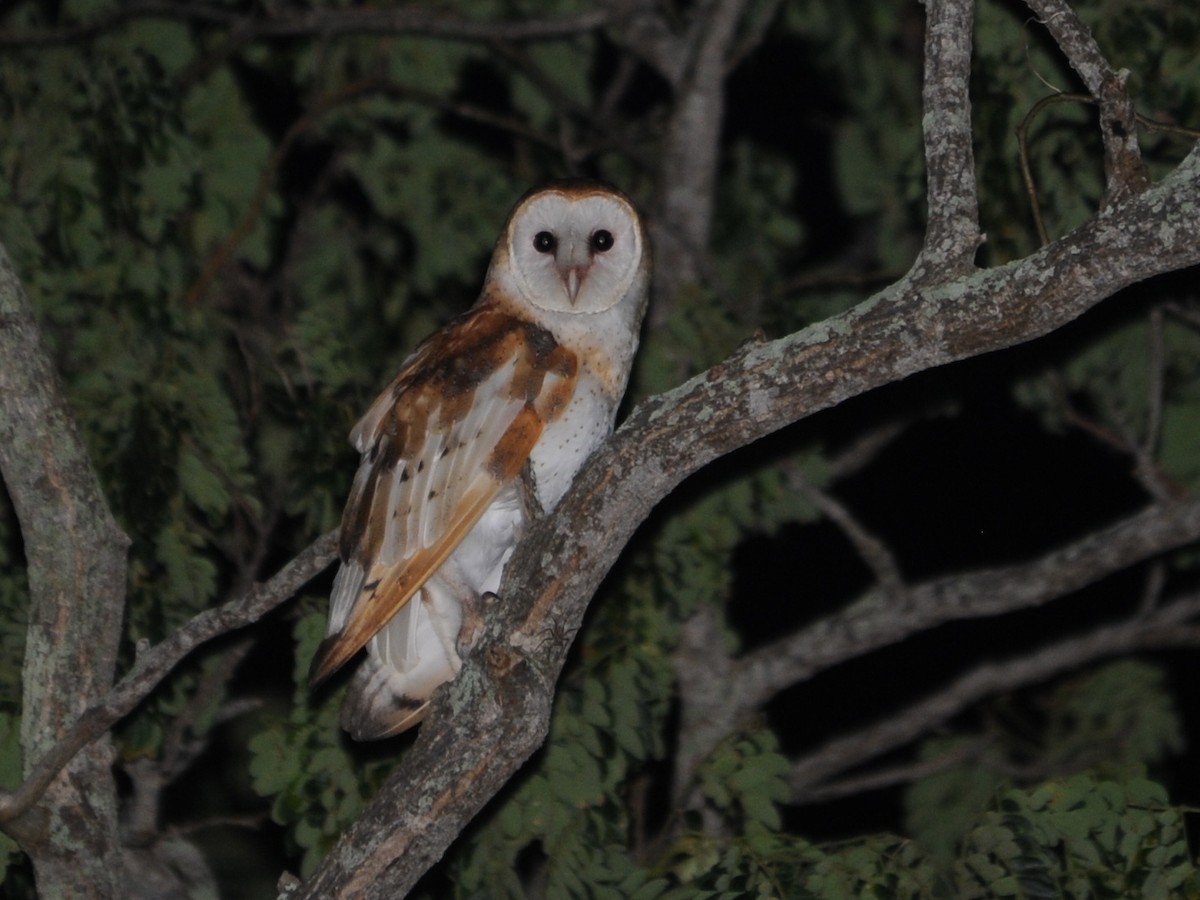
[309,305,577,686]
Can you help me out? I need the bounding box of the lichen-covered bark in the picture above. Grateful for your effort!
[0,244,128,896]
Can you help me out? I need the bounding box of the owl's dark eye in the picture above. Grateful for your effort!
[590,230,614,253]
[533,231,557,253]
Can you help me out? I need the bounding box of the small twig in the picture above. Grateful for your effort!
[1143,306,1166,463]
[0,530,337,828]
[1016,93,1091,245]
[1023,0,1147,201]
[724,0,785,74]
[159,638,257,783]
[1016,90,1200,245]
[786,468,905,596]
[1094,394,1178,503]
[597,52,639,121]
[1056,390,1180,502]
[1138,560,1166,617]
[825,404,959,481]
[1136,116,1200,142]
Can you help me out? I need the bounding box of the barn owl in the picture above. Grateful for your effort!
[310,180,651,739]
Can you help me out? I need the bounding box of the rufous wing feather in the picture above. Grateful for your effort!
[309,306,577,687]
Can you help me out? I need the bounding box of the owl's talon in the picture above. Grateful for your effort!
[457,591,497,656]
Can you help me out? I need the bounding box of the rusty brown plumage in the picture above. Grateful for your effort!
[310,306,578,686]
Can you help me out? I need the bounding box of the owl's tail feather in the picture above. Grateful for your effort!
[340,658,433,740]
[338,584,462,740]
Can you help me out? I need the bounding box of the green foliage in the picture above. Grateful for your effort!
[1041,660,1184,769]
[695,729,792,834]
[787,0,926,271]
[907,660,1185,865]
[657,772,1199,900]
[1,0,1199,896]
[0,713,22,883]
[955,775,1199,899]
[248,609,393,877]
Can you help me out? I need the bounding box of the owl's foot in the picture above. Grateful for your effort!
[457,590,497,657]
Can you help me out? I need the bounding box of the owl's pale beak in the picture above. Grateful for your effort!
[557,235,592,305]
[563,266,583,304]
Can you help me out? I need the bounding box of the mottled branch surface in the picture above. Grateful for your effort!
[0,244,128,896]
[914,0,981,276]
[300,142,1200,897]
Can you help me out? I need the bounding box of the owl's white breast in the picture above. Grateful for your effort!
[529,367,616,510]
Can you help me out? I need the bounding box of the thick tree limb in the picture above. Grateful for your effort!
[0,239,339,895]
[298,142,1200,898]
[0,243,128,895]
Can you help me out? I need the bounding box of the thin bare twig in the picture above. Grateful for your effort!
[1138,560,1166,617]
[786,468,905,596]
[725,0,785,74]
[1016,90,1200,245]
[1016,93,1091,245]
[1023,0,1147,201]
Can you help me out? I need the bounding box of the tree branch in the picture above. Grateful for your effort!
[786,468,905,596]
[298,143,1200,898]
[789,594,1200,797]
[643,0,755,319]
[913,0,982,278]
[0,242,128,892]
[1023,0,1147,201]
[0,530,337,828]
[740,496,1200,709]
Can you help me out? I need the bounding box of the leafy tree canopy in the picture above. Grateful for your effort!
[0,0,1199,896]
